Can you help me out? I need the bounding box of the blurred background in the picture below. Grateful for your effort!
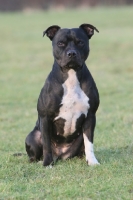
[0,0,133,11]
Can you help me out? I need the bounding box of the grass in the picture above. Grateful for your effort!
[0,6,133,200]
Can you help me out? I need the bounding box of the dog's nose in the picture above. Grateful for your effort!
[67,50,77,58]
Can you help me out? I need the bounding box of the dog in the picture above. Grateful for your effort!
[25,24,100,166]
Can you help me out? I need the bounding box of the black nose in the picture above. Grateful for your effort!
[67,50,77,58]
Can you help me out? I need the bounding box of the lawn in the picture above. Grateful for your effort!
[0,6,133,200]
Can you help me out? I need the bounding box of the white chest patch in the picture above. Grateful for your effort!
[54,69,90,137]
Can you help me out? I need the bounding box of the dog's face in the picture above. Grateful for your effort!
[43,24,99,70]
[52,28,89,70]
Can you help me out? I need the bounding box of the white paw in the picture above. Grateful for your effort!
[86,153,100,166]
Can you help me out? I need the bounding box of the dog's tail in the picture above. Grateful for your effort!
[13,153,26,156]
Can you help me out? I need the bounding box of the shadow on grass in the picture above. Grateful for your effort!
[7,144,133,167]
[97,144,133,165]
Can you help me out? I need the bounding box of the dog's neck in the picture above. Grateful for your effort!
[51,60,86,83]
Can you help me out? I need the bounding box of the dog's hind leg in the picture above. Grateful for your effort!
[25,125,43,162]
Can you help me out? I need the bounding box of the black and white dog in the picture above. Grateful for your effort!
[25,24,100,166]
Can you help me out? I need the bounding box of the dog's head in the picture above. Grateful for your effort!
[43,24,99,70]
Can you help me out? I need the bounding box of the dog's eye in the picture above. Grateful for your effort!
[77,41,84,46]
[57,42,65,47]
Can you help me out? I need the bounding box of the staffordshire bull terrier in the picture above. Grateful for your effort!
[25,23,100,166]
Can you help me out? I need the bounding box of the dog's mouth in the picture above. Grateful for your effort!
[65,60,83,70]
[55,57,83,72]
[67,63,80,69]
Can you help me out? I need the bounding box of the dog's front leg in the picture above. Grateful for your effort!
[83,114,100,166]
[40,116,53,166]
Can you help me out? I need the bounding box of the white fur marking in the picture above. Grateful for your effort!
[83,133,99,165]
[54,69,90,137]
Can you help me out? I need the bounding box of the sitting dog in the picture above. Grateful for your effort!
[25,24,100,166]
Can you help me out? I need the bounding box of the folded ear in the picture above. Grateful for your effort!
[43,25,61,40]
[79,24,99,39]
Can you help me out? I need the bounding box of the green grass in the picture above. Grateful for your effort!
[0,6,133,200]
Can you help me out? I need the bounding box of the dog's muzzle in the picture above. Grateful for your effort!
[67,50,77,58]
[65,49,82,70]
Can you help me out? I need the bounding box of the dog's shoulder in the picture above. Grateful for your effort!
[37,70,64,117]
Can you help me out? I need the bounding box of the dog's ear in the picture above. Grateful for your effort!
[79,24,99,39]
[43,25,61,40]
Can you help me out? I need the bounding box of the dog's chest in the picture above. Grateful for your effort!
[54,69,90,137]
